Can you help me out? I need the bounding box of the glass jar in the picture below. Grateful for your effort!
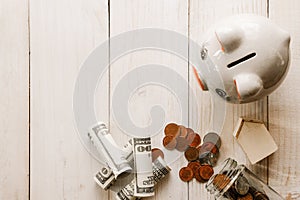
[206,158,284,200]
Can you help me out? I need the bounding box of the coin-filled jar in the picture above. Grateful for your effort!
[206,158,284,200]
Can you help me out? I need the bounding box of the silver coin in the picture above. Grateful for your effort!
[203,132,221,149]
[235,176,250,196]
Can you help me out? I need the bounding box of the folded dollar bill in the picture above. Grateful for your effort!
[94,166,116,190]
[94,139,134,190]
[88,122,132,178]
[132,137,154,197]
[116,156,171,200]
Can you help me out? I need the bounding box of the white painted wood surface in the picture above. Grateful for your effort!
[30,0,109,199]
[0,0,299,199]
[269,0,300,198]
[0,0,29,199]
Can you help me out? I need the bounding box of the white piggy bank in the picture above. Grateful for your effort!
[193,15,290,103]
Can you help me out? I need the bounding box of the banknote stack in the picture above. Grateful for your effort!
[88,122,171,199]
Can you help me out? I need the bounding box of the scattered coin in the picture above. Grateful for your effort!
[203,132,221,149]
[187,128,194,135]
[179,167,194,182]
[163,136,177,150]
[194,167,205,183]
[190,133,201,148]
[199,151,218,166]
[151,148,164,162]
[164,123,179,137]
[200,142,219,155]
[176,137,189,152]
[184,147,199,161]
[187,161,201,175]
[178,125,188,138]
[186,132,196,145]
[198,165,214,181]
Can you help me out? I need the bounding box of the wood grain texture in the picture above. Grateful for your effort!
[30,0,109,199]
[269,0,300,199]
[189,0,268,199]
[0,0,299,199]
[0,0,29,199]
[109,0,188,199]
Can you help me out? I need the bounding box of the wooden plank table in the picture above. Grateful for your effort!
[0,0,299,199]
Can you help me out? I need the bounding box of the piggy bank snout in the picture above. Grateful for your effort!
[234,74,263,100]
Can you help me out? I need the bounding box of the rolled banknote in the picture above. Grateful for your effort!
[94,139,134,190]
[94,166,116,190]
[116,156,171,200]
[132,137,154,197]
[88,122,132,178]
[152,156,171,184]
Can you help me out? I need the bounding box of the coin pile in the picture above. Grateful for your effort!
[180,132,221,183]
[212,173,270,200]
[162,123,221,183]
[163,123,201,152]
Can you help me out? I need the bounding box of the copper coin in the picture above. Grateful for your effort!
[200,142,219,155]
[151,148,164,162]
[179,167,194,182]
[187,161,201,174]
[184,147,199,161]
[164,123,179,137]
[212,174,231,190]
[163,136,177,150]
[186,132,196,144]
[190,133,201,148]
[194,167,205,182]
[187,128,194,134]
[203,132,221,149]
[199,165,214,181]
[175,137,189,152]
[178,125,188,138]
[196,145,202,151]
[238,193,254,200]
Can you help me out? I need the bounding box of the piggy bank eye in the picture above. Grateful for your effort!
[200,46,208,60]
[227,52,256,68]
[215,88,227,98]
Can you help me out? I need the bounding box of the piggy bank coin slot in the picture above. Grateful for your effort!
[227,52,256,68]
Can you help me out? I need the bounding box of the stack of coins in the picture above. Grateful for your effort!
[162,123,222,183]
[162,123,201,152]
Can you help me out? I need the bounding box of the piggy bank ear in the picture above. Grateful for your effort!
[234,74,263,99]
[215,26,243,53]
